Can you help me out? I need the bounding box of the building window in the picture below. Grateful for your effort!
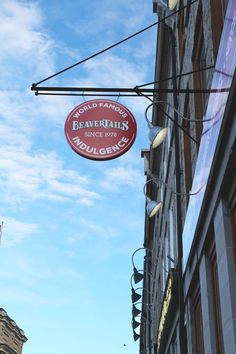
[191,284,205,354]
[209,241,225,354]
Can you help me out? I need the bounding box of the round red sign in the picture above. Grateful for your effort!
[64,99,137,161]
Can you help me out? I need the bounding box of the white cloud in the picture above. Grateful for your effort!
[80,218,119,240]
[0,0,55,81]
[0,2,152,354]
[0,145,101,207]
[0,216,37,247]
[100,165,144,191]
[0,91,36,140]
[0,0,149,213]
[83,54,147,87]
[70,53,154,121]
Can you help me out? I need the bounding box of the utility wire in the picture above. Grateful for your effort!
[32,0,198,87]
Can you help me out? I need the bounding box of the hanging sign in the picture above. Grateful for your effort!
[64,99,137,160]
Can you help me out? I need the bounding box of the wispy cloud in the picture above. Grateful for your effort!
[0,0,55,82]
[80,218,119,239]
[82,54,147,87]
[0,1,152,354]
[73,53,153,117]
[0,145,101,207]
[100,166,144,191]
[0,216,37,247]
[98,147,145,191]
[0,0,150,210]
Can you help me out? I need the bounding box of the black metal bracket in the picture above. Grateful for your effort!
[31,85,229,97]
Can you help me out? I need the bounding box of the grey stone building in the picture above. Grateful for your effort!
[134,0,236,354]
[0,309,27,354]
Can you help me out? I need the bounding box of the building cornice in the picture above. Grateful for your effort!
[0,309,27,343]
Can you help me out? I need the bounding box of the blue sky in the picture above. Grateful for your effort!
[0,1,156,354]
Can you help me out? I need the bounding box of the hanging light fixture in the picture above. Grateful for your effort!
[132,318,141,330]
[131,286,152,304]
[155,0,179,11]
[143,179,162,218]
[132,301,152,319]
[149,125,168,148]
[145,99,215,150]
[144,176,205,218]
[133,330,140,341]
[131,288,142,303]
[133,267,144,284]
[132,304,142,317]
[146,197,163,217]
[131,268,154,285]
[132,314,149,330]
[167,0,178,10]
[145,105,168,148]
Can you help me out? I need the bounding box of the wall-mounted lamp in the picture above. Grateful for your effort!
[133,330,140,341]
[131,287,143,303]
[146,198,163,218]
[145,108,168,148]
[143,178,162,217]
[145,101,215,149]
[132,302,152,318]
[132,304,152,341]
[132,314,150,330]
[131,268,153,285]
[144,176,205,218]
[132,318,141,330]
[132,304,142,317]
[154,0,179,10]
[165,0,179,10]
[131,287,151,303]
[133,268,144,284]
